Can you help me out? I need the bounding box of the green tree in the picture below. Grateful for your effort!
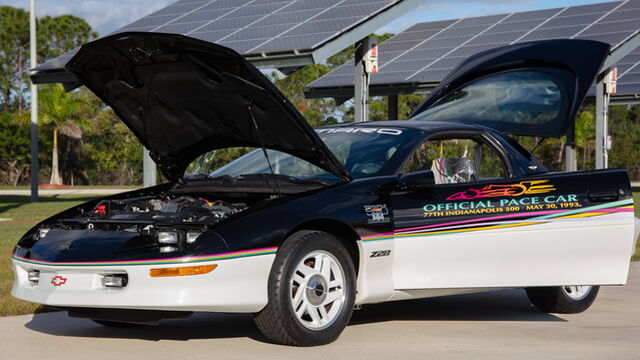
[608,105,640,179]
[37,84,85,185]
[0,6,97,112]
[82,109,143,185]
[0,7,99,185]
[37,14,97,61]
[0,112,31,185]
[574,108,595,170]
[0,6,29,111]
[274,64,341,127]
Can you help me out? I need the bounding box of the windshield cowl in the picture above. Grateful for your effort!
[178,172,337,195]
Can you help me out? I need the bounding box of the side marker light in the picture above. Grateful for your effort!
[150,265,217,278]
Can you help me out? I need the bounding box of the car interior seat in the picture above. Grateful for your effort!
[431,157,476,184]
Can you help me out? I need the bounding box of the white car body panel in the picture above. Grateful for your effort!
[355,239,395,304]
[12,254,275,313]
[12,209,635,311]
[393,212,634,290]
[12,210,635,311]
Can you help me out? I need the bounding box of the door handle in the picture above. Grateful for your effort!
[588,189,619,202]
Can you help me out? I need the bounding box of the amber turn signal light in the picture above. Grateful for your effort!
[150,264,217,277]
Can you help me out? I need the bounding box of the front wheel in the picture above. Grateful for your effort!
[254,231,356,346]
[525,285,600,314]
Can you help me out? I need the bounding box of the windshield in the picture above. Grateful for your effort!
[184,126,415,180]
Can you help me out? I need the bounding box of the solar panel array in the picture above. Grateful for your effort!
[111,0,402,54]
[34,0,408,75]
[307,0,640,96]
[616,43,640,93]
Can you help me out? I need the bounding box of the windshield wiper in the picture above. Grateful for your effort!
[183,173,334,187]
[183,174,236,183]
[206,174,236,182]
[237,173,334,186]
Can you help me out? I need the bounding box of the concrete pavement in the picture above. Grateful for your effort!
[1,262,638,360]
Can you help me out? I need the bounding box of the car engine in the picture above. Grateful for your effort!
[25,195,253,253]
[88,195,248,225]
[45,194,250,235]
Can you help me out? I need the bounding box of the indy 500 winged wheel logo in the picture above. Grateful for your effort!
[446,180,556,201]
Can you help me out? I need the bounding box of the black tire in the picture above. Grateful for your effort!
[92,319,144,327]
[525,285,600,314]
[254,230,356,346]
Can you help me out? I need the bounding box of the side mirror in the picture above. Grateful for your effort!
[397,170,435,190]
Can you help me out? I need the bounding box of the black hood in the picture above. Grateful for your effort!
[66,32,349,181]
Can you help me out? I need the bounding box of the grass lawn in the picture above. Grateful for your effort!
[0,195,99,316]
[0,192,638,317]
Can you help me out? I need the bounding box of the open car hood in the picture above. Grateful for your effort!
[410,39,610,138]
[66,32,349,181]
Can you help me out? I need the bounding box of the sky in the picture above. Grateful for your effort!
[2,0,611,37]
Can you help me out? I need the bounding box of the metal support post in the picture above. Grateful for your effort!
[354,37,370,123]
[143,148,157,187]
[29,0,38,202]
[565,121,577,171]
[595,80,609,169]
[388,94,398,120]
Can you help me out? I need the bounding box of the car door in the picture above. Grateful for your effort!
[390,39,633,290]
[392,129,634,290]
[391,132,534,289]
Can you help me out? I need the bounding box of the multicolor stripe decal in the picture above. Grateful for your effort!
[361,199,634,242]
[13,200,634,264]
[12,246,278,267]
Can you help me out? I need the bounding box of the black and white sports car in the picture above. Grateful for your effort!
[12,33,636,346]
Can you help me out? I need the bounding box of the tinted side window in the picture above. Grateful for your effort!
[412,71,564,129]
[402,139,477,173]
[478,144,506,179]
[400,138,506,184]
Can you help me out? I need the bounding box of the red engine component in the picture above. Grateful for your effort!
[95,204,107,215]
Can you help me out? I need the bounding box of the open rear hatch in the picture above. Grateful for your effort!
[66,32,349,182]
[410,39,611,138]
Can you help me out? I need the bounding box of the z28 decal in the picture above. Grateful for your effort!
[370,250,391,258]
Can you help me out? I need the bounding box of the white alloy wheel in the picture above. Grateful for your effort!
[290,250,346,330]
[254,231,356,346]
[562,285,592,301]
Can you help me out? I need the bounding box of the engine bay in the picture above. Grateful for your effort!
[24,192,272,253]
[51,193,263,233]
[23,175,324,253]
[89,195,249,226]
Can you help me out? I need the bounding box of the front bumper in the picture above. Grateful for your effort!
[11,254,275,313]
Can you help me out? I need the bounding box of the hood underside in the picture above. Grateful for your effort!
[66,32,349,181]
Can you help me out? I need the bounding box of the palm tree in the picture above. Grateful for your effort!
[38,84,83,185]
